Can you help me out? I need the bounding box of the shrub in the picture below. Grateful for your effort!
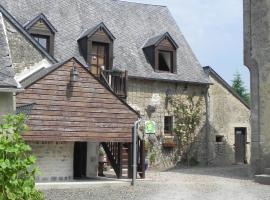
[0,114,44,200]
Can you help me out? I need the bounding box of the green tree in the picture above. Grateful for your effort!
[231,71,250,105]
[0,114,44,200]
[170,95,203,167]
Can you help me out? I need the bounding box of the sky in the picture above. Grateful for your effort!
[126,0,250,89]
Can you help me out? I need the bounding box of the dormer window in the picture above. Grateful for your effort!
[78,22,115,75]
[24,13,57,55]
[143,32,178,73]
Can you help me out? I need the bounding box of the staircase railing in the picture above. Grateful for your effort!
[101,142,123,178]
[100,70,128,99]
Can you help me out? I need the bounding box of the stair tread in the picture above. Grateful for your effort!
[254,174,270,185]
[255,174,270,177]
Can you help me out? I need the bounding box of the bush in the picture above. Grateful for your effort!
[0,114,44,200]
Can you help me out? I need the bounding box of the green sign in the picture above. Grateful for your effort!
[144,120,156,134]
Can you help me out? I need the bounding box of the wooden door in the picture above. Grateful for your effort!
[91,42,108,75]
[73,142,87,179]
[235,128,246,164]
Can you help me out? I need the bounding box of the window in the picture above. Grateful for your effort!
[164,116,173,135]
[143,33,178,74]
[91,42,109,74]
[216,135,224,143]
[32,34,50,52]
[25,14,57,56]
[158,50,173,72]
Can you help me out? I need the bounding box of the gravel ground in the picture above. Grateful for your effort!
[43,166,270,200]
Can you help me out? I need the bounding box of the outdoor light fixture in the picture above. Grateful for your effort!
[70,62,79,82]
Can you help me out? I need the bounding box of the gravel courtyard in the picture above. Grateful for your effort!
[43,166,270,200]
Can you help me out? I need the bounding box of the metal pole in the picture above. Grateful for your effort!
[131,118,141,186]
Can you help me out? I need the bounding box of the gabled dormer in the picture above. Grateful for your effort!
[24,13,57,55]
[78,22,115,75]
[143,32,178,73]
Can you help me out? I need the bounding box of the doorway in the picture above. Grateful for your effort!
[234,128,247,164]
[73,142,87,179]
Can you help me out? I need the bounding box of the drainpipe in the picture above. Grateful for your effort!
[131,118,141,186]
[204,85,210,165]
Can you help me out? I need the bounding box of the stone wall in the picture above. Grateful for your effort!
[28,141,74,182]
[0,92,15,116]
[127,79,208,166]
[86,142,99,178]
[244,0,270,173]
[3,17,51,76]
[207,75,251,166]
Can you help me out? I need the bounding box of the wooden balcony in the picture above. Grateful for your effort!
[100,69,128,99]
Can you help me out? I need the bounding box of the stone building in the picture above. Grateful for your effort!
[204,67,250,166]
[244,0,270,183]
[0,0,252,181]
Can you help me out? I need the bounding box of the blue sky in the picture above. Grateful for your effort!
[126,0,250,89]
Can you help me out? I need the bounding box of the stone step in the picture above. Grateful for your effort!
[254,174,270,185]
[264,168,270,175]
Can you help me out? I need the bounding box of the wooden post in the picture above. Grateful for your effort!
[124,70,128,99]
[140,139,145,179]
[117,142,123,178]
[128,142,133,179]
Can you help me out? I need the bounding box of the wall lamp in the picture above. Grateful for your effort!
[70,62,79,82]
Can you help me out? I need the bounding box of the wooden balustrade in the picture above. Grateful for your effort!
[100,69,128,99]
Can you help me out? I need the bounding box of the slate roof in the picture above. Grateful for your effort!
[0,0,210,84]
[0,12,18,89]
[203,66,250,109]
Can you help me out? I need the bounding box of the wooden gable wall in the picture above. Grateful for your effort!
[16,59,138,142]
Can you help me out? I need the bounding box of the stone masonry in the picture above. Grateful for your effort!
[244,0,270,174]
[127,79,209,166]
[3,17,51,75]
[207,73,251,166]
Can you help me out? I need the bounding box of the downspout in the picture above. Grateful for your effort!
[131,118,141,186]
[204,85,210,165]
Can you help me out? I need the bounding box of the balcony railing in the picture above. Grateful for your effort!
[100,69,128,99]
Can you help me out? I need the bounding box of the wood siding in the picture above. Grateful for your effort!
[16,59,138,142]
[159,38,174,49]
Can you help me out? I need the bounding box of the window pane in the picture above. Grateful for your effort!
[98,57,104,66]
[92,44,98,54]
[91,55,98,65]
[39,38,48,49]
[164,116,173,134]
[98,45,105,57]
[159,51,172,71]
